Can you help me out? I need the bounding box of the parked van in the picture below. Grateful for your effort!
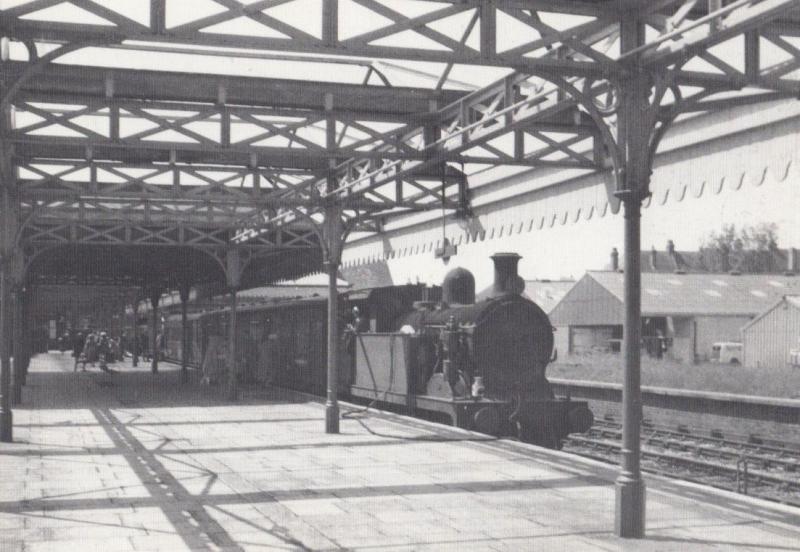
[711,342,743,364]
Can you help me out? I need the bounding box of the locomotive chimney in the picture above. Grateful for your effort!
[488,253,524,298]
[610,247,619,271]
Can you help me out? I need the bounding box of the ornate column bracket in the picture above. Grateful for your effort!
[596,19,683,542]
[518,18,685,541]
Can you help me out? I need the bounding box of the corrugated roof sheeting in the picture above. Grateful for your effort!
[521,280,576,314]
[271,273,350,287]
[589,271,800,316]
[340,261,394,289]
[743,294,800,330]
[473,280,575,312]
[236,286,331,301]
[234,274,351,302]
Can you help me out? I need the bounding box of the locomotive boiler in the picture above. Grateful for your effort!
[348,253,593,448]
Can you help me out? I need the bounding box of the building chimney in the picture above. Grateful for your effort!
[610,247,619,271]
[666,240,675,255]
[487,253,524,298]
[650,246,658,270]
[787,247,797,275]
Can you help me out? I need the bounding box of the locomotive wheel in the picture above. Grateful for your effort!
[473,407,500,436]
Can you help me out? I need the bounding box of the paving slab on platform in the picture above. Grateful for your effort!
[1,354,799,551]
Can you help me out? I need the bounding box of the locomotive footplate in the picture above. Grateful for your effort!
[404,388,511,436]
[416,395,510,435]
[349,384,509,435]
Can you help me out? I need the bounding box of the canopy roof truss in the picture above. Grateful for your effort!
[1,0,799,277]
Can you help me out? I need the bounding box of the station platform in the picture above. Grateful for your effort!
[1,354,799,551]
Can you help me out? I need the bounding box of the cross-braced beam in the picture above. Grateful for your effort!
[0,0,618,77]
[3,0,800,247]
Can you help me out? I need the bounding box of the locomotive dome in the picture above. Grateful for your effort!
[442,267,476,305]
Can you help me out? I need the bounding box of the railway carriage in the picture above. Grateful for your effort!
[163,253,593,448]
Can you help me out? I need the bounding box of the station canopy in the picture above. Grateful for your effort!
[3,0,800,286]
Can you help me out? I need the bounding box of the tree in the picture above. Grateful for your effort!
[699,223,779,273]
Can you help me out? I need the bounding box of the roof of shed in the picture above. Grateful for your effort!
[340,261,394,290]
[522,280,576,314]
[236,273,350,302]
[742,294,800,331]
[588,271,800,317]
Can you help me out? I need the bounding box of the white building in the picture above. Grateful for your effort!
[742,296,800,369]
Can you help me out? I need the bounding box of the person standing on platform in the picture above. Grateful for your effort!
[110,336,121,363]
[72,331,85,372]
[83,331,97,370]
[97,332,111,372]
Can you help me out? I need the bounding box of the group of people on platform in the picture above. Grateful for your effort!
[59,329,162,373]
[61,330,124,372]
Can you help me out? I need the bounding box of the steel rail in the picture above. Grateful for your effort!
[566,432,800,507]
[587,420,800,473]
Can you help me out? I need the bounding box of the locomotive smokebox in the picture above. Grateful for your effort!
[487,253,525,299]
[442,267,475,305]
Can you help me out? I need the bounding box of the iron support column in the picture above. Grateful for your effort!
[325,251,340,434]
[226,287,238,401]
[20,287,29,384]
[11,283,21,405]
[324,206,343,434]
[614,13,651,539]
[323,92,341,434]
[179,283,190,384]
[615,195,645,537]
[0,264,11,442]
[149,290,160,373]
[226,248,241,401]
[0,67,16,438]
[131,298,139,367]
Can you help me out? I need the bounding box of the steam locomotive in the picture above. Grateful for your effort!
[160,253,593,448]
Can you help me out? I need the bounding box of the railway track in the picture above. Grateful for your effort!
[565,418,800,507]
